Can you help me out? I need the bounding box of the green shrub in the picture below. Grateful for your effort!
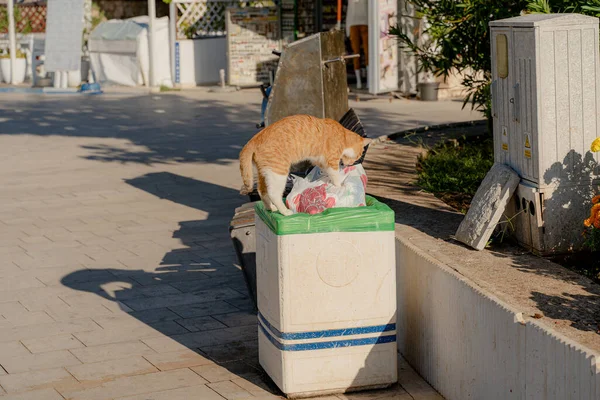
[389,1,529,122]
[0,6,33,34]
[527,0,600,16]
[390,0,600,123]
[584,225,600,252]
[416,136,494,211]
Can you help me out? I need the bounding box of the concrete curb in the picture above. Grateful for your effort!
[395,231,600,399]
[0,87,108,95]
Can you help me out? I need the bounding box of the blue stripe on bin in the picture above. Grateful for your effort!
[258,312,395,340]
[259,323,396,351]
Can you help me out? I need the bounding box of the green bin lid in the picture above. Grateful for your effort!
[255,195,395,235]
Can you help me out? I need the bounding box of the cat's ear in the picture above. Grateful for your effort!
[362,138,372,147]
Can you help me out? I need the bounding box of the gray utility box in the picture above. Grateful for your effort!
[265,30,349,126]
[490,14,600,254]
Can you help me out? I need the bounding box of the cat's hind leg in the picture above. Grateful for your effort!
[257,173,277,212]
[263,170,293,216]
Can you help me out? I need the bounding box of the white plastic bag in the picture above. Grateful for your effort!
[285,164,368,214]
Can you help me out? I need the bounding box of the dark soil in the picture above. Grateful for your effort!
[550,252,600,285]
[435,192,476,213]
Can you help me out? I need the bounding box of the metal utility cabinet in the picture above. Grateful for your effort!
[490,14,600,254]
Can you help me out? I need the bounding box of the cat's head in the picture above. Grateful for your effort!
[341,133,371,166]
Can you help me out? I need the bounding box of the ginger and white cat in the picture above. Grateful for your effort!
[239,114,370,216]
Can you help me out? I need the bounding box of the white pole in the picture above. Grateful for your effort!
[147,0,156,88]
[7,0,17,85]
[368,0,377,94]
[169,1,177,87]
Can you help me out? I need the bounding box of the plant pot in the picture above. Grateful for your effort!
[0,58,27,84]
[418,81,440,101]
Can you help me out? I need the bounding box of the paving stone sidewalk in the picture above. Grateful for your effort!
[0,89,478,399]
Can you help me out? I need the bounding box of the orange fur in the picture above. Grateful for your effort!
[239,115,370,214]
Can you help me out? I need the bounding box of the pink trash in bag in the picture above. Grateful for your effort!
[285,165,368,214]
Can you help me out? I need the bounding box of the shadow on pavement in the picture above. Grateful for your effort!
[0,94,259,165]
[61,171,285,395]
[60,171,422,398]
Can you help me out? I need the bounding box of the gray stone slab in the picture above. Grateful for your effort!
[123,294,208,311]
[129,308,182,324]
[455,163,520,250]
[174,316,227,332]
[126,270,210,286]
[148,321,190,336]
[169,278,230,293]
[212,311,257,328]
[171,325,258,349]
[224,297,256,312]
[187,288,246,302]
[199,340,258,363]
[168,301,239,319]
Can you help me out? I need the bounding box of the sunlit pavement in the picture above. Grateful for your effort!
[0,89,476,399]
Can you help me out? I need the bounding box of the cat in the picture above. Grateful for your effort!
[239,114,371,216]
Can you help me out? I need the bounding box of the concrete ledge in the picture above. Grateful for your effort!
[395,231,600,399]
[365,130,600,399]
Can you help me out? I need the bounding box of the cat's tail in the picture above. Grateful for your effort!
[239,141,256,195]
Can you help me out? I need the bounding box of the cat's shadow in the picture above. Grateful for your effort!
[60,171,423,397]
[61,172,279,392]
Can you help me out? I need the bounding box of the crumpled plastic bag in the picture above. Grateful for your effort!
[285,164,368,214]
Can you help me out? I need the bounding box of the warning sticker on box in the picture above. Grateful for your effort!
[501,126,508,151]
[524,133,531,158]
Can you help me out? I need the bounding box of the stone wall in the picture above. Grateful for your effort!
[226,7,281,86]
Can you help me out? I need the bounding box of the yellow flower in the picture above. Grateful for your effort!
[585,218,593,227]
[591,137,600,152]
[593,195,600,204]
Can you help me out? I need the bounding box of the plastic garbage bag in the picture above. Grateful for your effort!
[285,165,368,214]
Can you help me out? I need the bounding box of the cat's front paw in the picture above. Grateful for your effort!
[325,167,344,187]
[279,208,293,216]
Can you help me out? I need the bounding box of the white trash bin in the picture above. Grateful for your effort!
[256,196,397,398]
